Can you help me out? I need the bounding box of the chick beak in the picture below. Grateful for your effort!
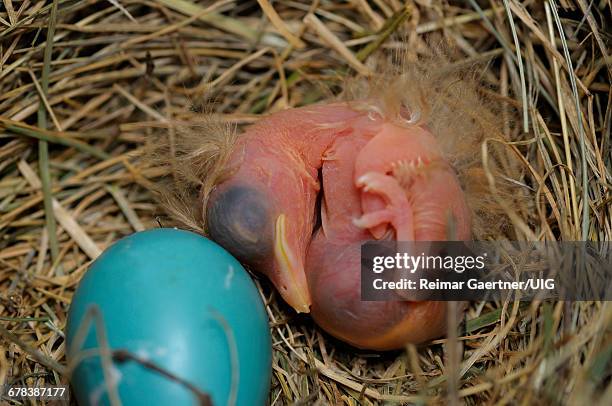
[273,214,311,313]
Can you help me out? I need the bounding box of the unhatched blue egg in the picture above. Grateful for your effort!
[66,228,271,405]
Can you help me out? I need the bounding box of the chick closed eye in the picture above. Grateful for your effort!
[207,185,273,264]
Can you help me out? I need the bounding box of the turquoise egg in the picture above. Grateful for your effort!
[66,229,271,405]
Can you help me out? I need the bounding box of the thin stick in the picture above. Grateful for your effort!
[28,69,63,132]
[105,184,145,232]
[18,159,102,260]
[154,0,279,46]
[303,13,372,76]
[502,0,529,133]
[0,324,68,375]
[4,122,110,160]
[113,350,213,405]
[549,0,591,240]
[446,301,460,406]
[37,0,60,272]
[257,0,306,49]
[545,2,578,237]
[355,5,412,62]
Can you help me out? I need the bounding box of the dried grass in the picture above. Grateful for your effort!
[0,1,610,405]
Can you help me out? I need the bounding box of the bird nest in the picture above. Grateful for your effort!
[0,1,610,404]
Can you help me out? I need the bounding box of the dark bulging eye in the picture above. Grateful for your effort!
[206,185,273,263]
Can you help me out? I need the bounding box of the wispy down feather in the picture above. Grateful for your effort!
[147,41,522,240]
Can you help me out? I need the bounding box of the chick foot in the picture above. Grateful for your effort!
[353,172,415,240]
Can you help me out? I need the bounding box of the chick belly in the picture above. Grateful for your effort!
[306,132,448,350]
[306,235,447,350]
[409,169,472,240]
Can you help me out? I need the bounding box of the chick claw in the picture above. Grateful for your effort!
[353,172,415,240]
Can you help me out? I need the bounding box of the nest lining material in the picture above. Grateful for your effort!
[0,1,610,405]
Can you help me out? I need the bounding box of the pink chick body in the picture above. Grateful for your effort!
[307,115,471,349]
[206,101,471,350]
